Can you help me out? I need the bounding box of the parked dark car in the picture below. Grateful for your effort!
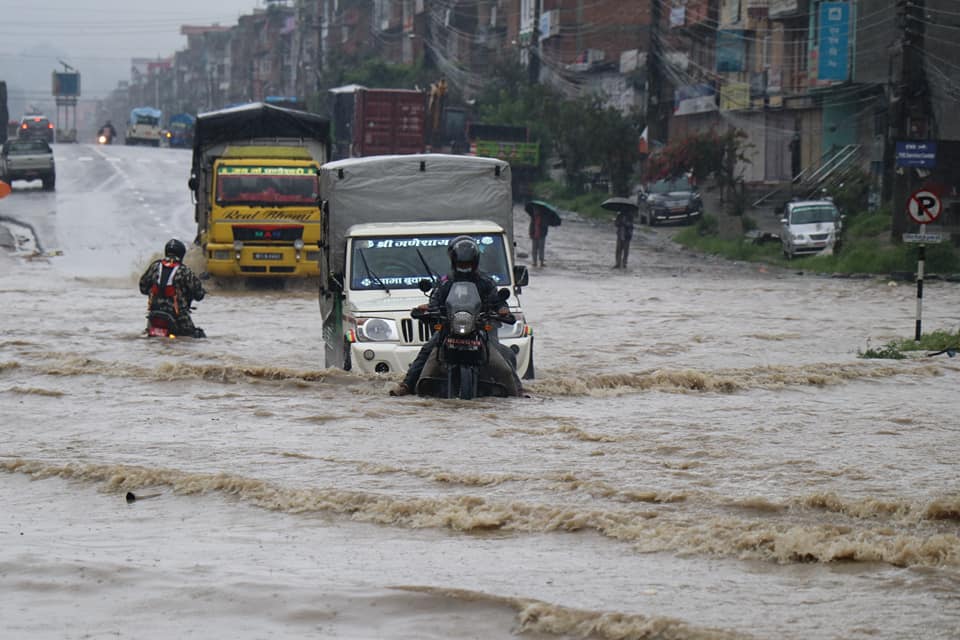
[640,176,702,226]
[18,115,55,143]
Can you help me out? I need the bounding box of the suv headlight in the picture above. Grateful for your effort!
[355,318,400,342]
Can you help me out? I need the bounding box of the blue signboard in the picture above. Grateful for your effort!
[895,141,937,168]
[716,30,746,73]
[817,2,850,82]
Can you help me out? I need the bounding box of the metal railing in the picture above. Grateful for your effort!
[751,143,862,208]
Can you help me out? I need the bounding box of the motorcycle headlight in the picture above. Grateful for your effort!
[451,311,475,335]
[356,318,399,342]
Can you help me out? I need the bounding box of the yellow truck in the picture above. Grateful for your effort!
[188,103,330,278]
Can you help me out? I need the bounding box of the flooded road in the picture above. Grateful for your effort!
[2,143,959,639]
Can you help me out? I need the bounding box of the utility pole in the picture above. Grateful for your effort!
[890,0,931,240]
[528,1,541,86]
[646,0,665,148]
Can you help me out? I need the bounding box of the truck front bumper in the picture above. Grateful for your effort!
[205,244,320,277]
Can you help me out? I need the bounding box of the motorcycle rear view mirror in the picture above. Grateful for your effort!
[418,278,433,293]
[497,288,510,301]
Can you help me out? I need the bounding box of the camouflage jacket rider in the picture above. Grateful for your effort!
[138,258,206,334]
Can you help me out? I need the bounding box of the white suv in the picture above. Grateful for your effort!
[780,199,842,259]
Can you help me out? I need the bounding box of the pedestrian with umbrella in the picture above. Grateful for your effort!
[602,197,639,269]
[524,200,561,267]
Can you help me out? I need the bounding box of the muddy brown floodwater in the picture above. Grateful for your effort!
[1,143,959,639]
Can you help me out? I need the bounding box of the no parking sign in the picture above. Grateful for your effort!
[906,189,942,225]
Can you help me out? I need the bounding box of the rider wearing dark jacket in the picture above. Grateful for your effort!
[139,238,206,337]
[98,121,117,139]
[390,235,516,396]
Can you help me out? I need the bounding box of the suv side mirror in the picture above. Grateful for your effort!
[513,264,529,288]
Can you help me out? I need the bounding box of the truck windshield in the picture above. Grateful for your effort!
[216,166,319,206]
[350,234,511,291]
[135,115,159,126]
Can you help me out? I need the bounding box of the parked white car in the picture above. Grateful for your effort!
[780,199,842,259]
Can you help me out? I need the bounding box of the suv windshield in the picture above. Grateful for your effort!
[789,204,837,225]
[649,178,691,194]
[351,233,510,291]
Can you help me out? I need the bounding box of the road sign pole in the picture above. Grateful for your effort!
[915,224,925,341]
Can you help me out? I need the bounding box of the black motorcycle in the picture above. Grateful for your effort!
[411,280,521,399]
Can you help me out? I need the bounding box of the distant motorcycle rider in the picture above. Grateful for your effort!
[98,120,117,142]
[390,235,519,396]
[139,238,207,337]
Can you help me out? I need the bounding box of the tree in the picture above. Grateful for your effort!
[591,105,644,196]
[645,129,752,212]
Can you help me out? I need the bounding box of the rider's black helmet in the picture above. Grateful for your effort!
[448,235,480,275]
[164,238,186,261]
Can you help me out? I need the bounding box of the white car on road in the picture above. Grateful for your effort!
[780,199,842,259]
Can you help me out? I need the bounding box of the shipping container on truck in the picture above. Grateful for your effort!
[329,85,427,160]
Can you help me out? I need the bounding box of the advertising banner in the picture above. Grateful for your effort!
[674,84,717,116]
[720,81,750,111]
[817,2,850,82]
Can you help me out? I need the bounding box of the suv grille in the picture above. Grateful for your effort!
[400,318,436,344]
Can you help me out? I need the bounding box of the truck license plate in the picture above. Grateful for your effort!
[253,252,283,260]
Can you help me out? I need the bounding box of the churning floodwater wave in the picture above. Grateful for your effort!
[3,456,956,572]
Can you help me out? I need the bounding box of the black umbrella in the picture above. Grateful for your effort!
[524,200,562,226]
[601,197,639,213]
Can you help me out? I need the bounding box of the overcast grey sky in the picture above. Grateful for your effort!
[0,0,263,102]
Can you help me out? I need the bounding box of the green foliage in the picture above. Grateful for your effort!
[341,57,430,89]
[694,213,719,237]
[475,58,643,195]
[845,208,890,237]
[860,329,959,359]
[898,329,960,352]
[827,168,872,214]
[675,224,780,261]
[674,204,960,276]
[858,341,905,359]
[645,129,752,186]
[528,179,613,220]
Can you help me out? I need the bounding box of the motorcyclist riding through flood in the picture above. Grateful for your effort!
[138,238,207,338]
[391,235,522,398]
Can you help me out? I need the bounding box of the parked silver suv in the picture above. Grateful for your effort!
[780,199,842,259]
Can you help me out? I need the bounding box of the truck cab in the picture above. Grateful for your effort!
[335,220,532,378]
